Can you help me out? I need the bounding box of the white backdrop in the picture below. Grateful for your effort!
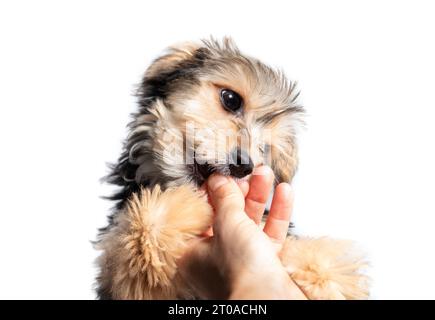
[1,0,434,299]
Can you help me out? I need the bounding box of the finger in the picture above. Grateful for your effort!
[202,178,247,238]
[207,174,245,215]
[236,179,250,198]
[263,183,293,244]
[202,179,247,202]
[244,166,274,224]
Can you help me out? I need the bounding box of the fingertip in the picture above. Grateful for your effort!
[275,182,293,199]
[264,183,294,244]
[269,182,294,221]
[252,165,273,177]
[236,179,250,197]
[206,174,244,209]
[207,174,229,191]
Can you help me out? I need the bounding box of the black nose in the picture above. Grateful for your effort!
[229,148,254,178]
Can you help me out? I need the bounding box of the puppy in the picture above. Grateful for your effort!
[95,38,369,300]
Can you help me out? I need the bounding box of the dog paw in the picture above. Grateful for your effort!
[96,184,212,299]
[280,236,370,300]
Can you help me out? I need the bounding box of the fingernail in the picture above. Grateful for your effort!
[279,183,294,198]
[252,165,272,176]
[208,174,229,191]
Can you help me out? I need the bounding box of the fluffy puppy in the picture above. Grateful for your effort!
[95,38,369,300]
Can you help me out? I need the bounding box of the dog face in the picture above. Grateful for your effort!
[108,38,302,203]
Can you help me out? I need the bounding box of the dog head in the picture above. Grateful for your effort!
[108,38,303,203]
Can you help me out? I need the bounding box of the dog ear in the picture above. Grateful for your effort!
[145,42,202,78]
[271,141,299,184]
[137,42,208,110]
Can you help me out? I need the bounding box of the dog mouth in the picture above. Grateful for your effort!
[192,160,219,185]
[192,158,253,186]
[194,161,215,181]
[191,149,254,185]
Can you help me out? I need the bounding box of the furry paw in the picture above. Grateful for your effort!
[96,185,212,299]
[280,236,370,300]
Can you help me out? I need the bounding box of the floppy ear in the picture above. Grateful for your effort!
[137,42,208,111]
[145,42,201,78]
[263,110,301,184]
[271,141,299,184]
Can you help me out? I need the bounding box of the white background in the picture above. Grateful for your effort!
[1,0,434,299]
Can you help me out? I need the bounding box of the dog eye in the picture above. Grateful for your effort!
[220,89,243,113]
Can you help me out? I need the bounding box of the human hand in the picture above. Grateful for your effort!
[178,166,307,300]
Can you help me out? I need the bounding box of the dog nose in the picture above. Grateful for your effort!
[229,148,254,178]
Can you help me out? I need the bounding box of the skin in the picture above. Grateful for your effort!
[178,166,307,300]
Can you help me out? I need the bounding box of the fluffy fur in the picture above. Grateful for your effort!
[95,37,369,300]
[96,185,212,299]
[281,237,369,299]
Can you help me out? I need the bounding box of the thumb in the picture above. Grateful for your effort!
[207,174,245,216]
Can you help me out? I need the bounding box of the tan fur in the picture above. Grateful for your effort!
[96,185,212,299]
[145,42,200,78]
[280,236,370,299]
